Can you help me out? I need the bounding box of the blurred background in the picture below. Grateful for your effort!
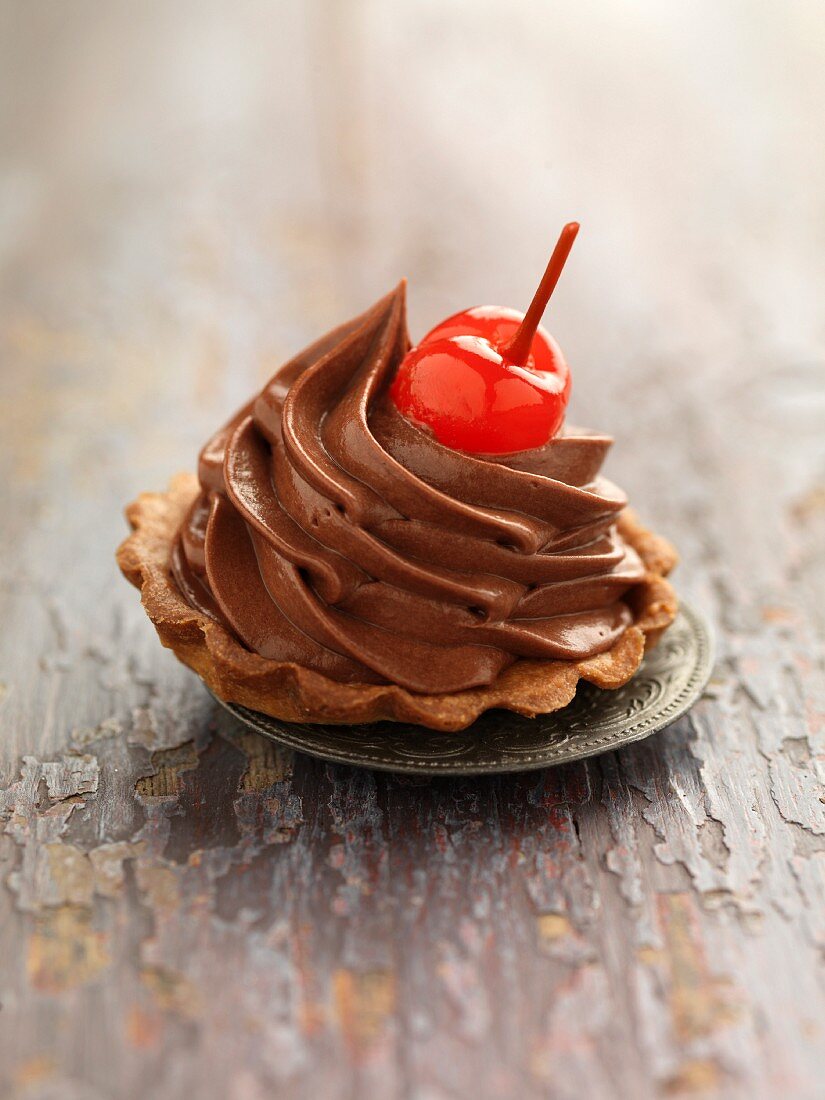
[2,0,824,432]
[1,4,825,1097]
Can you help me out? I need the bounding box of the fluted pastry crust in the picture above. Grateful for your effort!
[117,473,678,731]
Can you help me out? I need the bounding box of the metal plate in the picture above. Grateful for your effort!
[210,602,714,775]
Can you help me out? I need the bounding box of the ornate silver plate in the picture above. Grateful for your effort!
[211,602,713,775]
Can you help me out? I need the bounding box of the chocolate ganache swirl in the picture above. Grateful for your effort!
[172,284,647,695]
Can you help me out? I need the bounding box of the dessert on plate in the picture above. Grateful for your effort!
[118,224,678,731]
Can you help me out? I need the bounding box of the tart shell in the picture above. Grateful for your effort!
[117,473,679,732]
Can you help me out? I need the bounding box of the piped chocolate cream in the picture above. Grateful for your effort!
[172,284,646,695]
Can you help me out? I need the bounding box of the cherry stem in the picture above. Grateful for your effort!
[500,221,580,366]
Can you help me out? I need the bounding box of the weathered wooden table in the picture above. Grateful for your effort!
[1,4,823,1098]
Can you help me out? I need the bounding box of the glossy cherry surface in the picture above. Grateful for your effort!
[389,324,569,453]
[390,222,579,455]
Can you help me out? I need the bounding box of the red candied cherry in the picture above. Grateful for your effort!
[390,222,579,454]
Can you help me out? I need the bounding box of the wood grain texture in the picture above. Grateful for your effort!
[1,2,823,1098]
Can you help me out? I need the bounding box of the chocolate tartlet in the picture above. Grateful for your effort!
[118,283,678,731]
